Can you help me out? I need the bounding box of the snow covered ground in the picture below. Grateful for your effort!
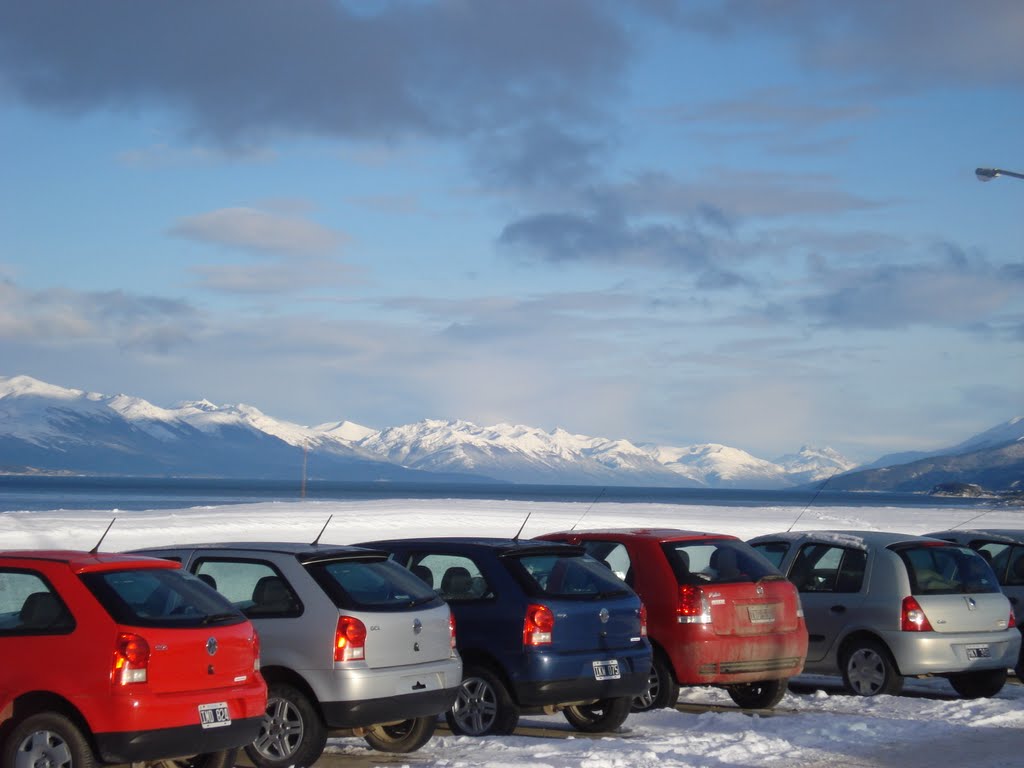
[3,496,1023,767]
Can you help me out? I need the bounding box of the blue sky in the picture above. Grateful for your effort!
[1,0,1022,462]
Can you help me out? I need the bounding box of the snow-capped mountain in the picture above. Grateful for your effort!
[0,373,859,488]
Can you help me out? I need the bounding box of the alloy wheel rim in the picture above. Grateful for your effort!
[253,695,305,760]
[634,667,660,709]
[15,730,71,768]
[452,676,498,735]
[847,648,885,694]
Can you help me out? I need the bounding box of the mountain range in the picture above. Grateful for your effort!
[1,375,1020,492]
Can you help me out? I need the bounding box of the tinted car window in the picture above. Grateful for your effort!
[308,558,443,611]
[578,541,633,583]
[194,558,303,618]
[897,545,1000,595]
[787,543,867,594]
[749,541,789,569]
[508,554,629,598]
[80,567,246,628]
[406,553,493,601]
[0,569,75,635]
[663,540,780,585]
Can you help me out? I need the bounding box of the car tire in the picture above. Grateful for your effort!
[3,712,96,768]
[842,640,904,696]
[563,696,632,733]
[363,716,436,753]
[725,678,788,709]
[151,750,238,768]
[245,682,327,768]
[445,664,520,736]
[632,653,679,712]
[947,668,1008,699]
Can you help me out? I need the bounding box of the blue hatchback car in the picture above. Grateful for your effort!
[357,537,652,736]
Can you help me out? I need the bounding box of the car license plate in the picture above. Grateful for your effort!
[198,702,231,729]
[747,605,776,624]
[966,645,991,659]
[592,659,620,680]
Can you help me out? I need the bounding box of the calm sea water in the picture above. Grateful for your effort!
[0,476,994,513]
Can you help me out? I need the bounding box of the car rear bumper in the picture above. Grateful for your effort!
[511,644,651,707]
[96,716,262,764]
[667,629,808,684]
[312,656,463,728]
[882,628,1021,676]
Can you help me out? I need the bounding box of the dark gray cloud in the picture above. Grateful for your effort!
[681,0,1024,90]
[0,0,628,145]
[801,247,1024,330]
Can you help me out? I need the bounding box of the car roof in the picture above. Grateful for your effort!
[926,529,1024,545]
[359,536,581,555]
[132,541,387,560]
[0,550,180,572]
[539,528,736,543]
[747,529,948,549]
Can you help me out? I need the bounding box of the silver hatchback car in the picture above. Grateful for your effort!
[748,530,1020,698]
[132,542,462,768]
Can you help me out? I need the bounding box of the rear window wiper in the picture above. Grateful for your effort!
[202,611,241,625]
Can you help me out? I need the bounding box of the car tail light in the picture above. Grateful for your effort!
[901,596,933,631]
[449,611,457,650]
[335,616,367,662]
[252,630,261,672]
[523,603,554,646]
[677,584,712,624]
[1009,608,1017,629]
[639,603,648,637]
[113,632,150,685]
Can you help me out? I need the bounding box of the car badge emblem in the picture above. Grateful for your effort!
[413,618,423,634]
[206,637,218,656]
[598,608,610,624]
[756,585,765,596]
[966,597,977,611]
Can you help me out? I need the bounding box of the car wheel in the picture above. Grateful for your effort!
[947,668,1008,699]
[363,716,436,753]
[632,653,679,712]
[563,696,632,733]
[245,682,327,768]
[3,712,96,768]
[150,751,237,768]
[725,679,787,709]
[445,665,520,736]
[842,640,903,696]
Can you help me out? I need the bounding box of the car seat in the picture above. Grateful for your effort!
[440,566,473,599]
[250,575,296,615]
[19,592,67,630]
[412,564,434,588]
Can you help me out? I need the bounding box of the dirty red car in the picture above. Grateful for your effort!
[536,529,808,710]
[0,550,266,767]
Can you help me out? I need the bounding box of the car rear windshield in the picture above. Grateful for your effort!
[307,557,444,612]
[507,553,631,599]
[662,539,781,585]
[80,567,247,628]
[895,544,1001,595]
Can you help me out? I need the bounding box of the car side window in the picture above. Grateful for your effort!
[0,570,75,635]
[750,541,789,569]
[410,553,492,601]
[579,541,632,583]
[194,558,302,618]
[789,544,866,593]
[1006,546,1024,587]
[972,541,1013,584]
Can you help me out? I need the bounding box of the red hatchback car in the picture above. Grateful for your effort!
[536,529,808,710]
[0,550,266,767]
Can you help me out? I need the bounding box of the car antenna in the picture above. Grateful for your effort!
[512,511,533,542]
[89,517,117,554]
[570,487,606,532]
[950,508,990,530]
[786,468,839,533]
[311,514,333,546]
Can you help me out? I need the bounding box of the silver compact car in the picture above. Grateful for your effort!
[924,528,1024,678]
[748,530,1019,698]
[132,542,462,768]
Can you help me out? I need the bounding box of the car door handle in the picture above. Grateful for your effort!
[829,605,847,614]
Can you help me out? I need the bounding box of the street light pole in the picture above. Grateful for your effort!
[976,167,1024,182]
